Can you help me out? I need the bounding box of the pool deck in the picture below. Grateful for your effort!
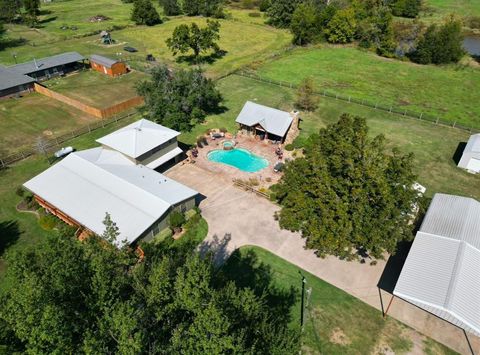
[190,132,293,188]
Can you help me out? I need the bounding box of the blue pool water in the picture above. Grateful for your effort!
[207,148,269,172]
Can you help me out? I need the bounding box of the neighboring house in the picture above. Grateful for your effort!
[457,133,480,174]
[394,193,480,337]
[235,101,295,142]
[0,66,36,98]
[90,54,128,77]
[23,119,198,246]
[7,52,85,81]
[96,119,184,170]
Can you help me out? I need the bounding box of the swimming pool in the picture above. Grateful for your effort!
[207,148,269,172]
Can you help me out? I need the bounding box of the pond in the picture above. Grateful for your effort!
[207,148,269,173]
[463,36,480,56]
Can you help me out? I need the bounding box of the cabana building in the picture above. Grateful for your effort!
[24,119,197,246]
[235,101,294,142]
[394,193,480,337]
[7,52,85,81]
[457,133,480,174]
[90,54,128,77]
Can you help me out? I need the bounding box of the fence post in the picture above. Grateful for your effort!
[323,90,326,97]
[453,121,456,128]
[335,94,338,100]
[88,124,91,133]
[435,118,439,125]
[348,96,351,103]
[374,102,377,109]
[389,106,392,113]
[0,159,4,169]
[71,131,75,138]
[404,109,406,116]
[419,113,423,120]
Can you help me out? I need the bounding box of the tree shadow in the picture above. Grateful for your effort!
[198,233,232,266]
[38,16,58,25]
[0,220,20,257]
[219,248,297,324]
[0,37,28,51]
[452,141,466,165]
[176,49,228,66]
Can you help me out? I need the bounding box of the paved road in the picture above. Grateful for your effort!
[166,163,480,355]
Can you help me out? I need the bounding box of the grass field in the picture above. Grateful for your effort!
[222,246,456,354]
[180,74,480,200]
[253,46,480,129]
[1,16,291,79]
[0,93,97,155]
[421,0,480,23]
[43,69,145,108]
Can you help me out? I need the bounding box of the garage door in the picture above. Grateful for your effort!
[466,158,480,173]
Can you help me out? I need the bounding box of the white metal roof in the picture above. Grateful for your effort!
[24,147,197,245]
[394,193,480,336]
[145,146,183,169]
[458,134,480,171]
[235,101,293,138]
[96,119,180,159]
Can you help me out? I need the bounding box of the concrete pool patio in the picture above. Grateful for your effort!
[165,162,480,355]
[189,131,294,187]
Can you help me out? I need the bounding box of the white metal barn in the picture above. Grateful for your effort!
[394,193,480,337]
[458,133,480,173]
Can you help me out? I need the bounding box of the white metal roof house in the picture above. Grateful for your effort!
[394,193,480,337]
[96,119,184,170]
[24,120,197,246]
[235,101,294,142]
[457,134,480,174]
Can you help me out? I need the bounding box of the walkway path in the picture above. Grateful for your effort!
[166,163,480,355]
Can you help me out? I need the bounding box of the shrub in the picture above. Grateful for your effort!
[39,214,57,231]
[205,128,212,135]
[15,187,25,198]
[248,12,261,17]
[259,0,270,12]
[265,177,272,183]
[284,144,294,151]
[219,127,228,133]
[248,177,260,186]
[169,211,186,230]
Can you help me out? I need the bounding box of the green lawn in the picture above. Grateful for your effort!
[43,69,145,108]
[1,16,291,79]
[421,0,480,24]
[252,46,480,129]
[222,246,457,354]
[0,93,98,155]
[180,74,480,200]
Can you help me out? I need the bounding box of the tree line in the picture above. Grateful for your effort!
[262,0,464,64]
[0,215,300,353]
[0,0,41,27]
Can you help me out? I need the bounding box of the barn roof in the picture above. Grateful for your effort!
[8,52,84,75]
[0,66,35,91]
[235,101,293,138]
[90,54,119,68]
[23,147,197,245]
[458,134,480,169]
[394,193,480,337]
[96,119,180,159]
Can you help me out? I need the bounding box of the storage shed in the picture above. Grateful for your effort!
[394,193,480,337]
[457,133,480,174]
[90,54,127,77]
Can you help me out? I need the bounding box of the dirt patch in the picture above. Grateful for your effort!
[16,201,39,218]
[88,15,111,23]
[397,99,411,106]
[329,327,351,346]
[43,130,53,136]
[373,341,395,355]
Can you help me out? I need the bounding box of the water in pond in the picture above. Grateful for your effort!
[207,148,269,173]
[463,36,480,56]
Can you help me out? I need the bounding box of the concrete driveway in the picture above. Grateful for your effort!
[165,163,479,355]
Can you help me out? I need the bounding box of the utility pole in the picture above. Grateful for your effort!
[299,271,307,331]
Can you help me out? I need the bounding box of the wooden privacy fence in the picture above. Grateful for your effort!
[34,83,144,119]
[0,112,136,168]
[233,71,480,135]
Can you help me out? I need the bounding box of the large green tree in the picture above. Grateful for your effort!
[410,16,464,64]
[290,1,320,45]
[0,0,22,23]
[131,0,161,26]
[136,65,222,131]
[23,0,40,27]
[0,223,299,352]
[266,0,302,28]
[161,0,181,15]
[166,19,221,60]
[182,0,224,17]
[325,7,357,43]
[272,114,418,261]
